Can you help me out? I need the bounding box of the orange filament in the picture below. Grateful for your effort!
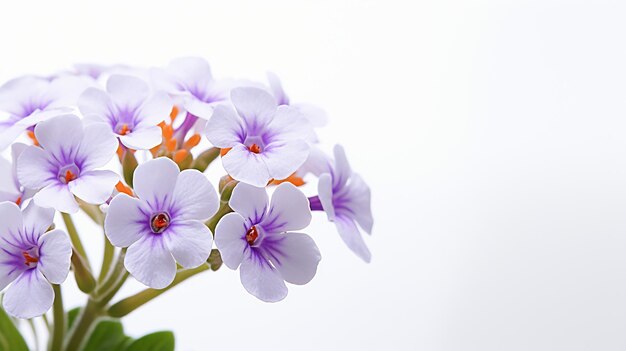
[271,173,305,187]
[15,196,22,206]
[117,144,124,159]
[173,149,189,163]
[22,251,38,265]
[166,138,177,152]
[115,181,133,197]
[65,170,77,183]
[220,147,232,157]
[170,106,179,121]
[248,144,261,154]
[27,131,39,146]
[119,124,131,135]
[246,226,259,245]
[162,124,174,140]
[184,134,201,150]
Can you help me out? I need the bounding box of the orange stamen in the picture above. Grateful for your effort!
[183,134,201,150]
[15,196,22,206]
[116,144,124,159]
[22,251,38,265]
[170,106,179,121]
[166,138,177,152]
[27,131,39,146]
[220,147,232,157]
[65,170,77,183]
[173,149,189,163]
[248,144,261,154]
[119,124,131,136]
[271,173,305,187]
[246,226,259,245]
[115,181,134,197]
[162,124,174,140]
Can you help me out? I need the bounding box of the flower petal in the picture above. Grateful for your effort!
[344,173,374,234]
[133,157,179,210]
[317,173,336,221]
[0,262,23,292]
[239,249,287,302]
[16,146,57,190]
[170,170,218,221]
[119,126,162,150]
[22,202,55,239]
[205,104,245,148]
[230,87,276,132]
[125,234,176,289]
[3,269,54,319]
[229,183,269,224]
[214,213,248,269]
[37,229,72,284]
[335,216,371,263]
[35,115,84,164]
[266,72,289,105]
[34,183,79,214]
[135,91,173,128]
[261,183,311,233]
[75,123,118,170]
[78,87,115,125]
[167,57,213,90]
[332,145,352,189]
[222,144,271,187]
[106,75,150,110]
[261,140,309,186]
[0,202,25,245]
[266,232,321,285]
[69,170,119,205]
[164,220,212,269]
[104,194,151,248]
[0,154,18,195]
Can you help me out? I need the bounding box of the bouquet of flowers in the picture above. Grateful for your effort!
[0,58,373,350]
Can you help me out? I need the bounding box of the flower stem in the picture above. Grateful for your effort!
[61,213,90,270]
[107,264,210,318]
[27,319,39,351]
[206,203,233,233]
[50,284,64,351]
[98,237,115,283]
[63,299,101,351]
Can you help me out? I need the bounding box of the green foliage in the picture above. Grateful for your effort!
[126,331,175,351]
[0,303,29,351]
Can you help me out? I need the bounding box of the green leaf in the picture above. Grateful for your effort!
[126,331,175,351]
[82,319,133,351]
[67,307,81,329]
[0,301,29,351]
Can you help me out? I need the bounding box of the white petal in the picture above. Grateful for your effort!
[335,216,371,263]
[77,87,115,124]
[239,249,287,302]
[292,102,328,127]
[37,229,72,284]
[69,170,119,205]
[0,202,24,244]
[332,145,352,189]
[34,183,79,214]
[119,126,162,150]
[133,157,180,210]
[261,183,311,233]
[3,269,54,319]
[262,139,309,181]
[0,154,18,194]
[135,91,173,128]
[16,146,57,190]
[229,182,269,224]
[106,75,150,110]
[0,262,23,292]
[230,87,276,131]
[125,234,176,289]
[222,144,271,187]
[22,202,55,239]
[266,232,321,285]
[104,194,151,248]
[345,173,374,234]
[184,97,216,120]
[167,57,213,90]
[169,170,218,221]
[34,115,84,163]
[214,213,248,270]
[317,173,336,221]
[205,104,245,148]
[75,123,118,170]
[164,220,212,269]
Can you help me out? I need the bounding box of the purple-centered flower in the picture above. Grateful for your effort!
[0,75,93,150]
[78,75,172,150]
[151,57,230,121]
[16,115,119,213]
[309,145,374,262]
[0,202,72,319]
[0,143,35,206]
[104,157,219,289]
[215,182,320,302]
[205,87,312,187]
[267,72,328,129]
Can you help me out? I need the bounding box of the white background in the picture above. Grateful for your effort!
[2,0,626,350]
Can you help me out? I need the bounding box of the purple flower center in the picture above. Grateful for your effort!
[22,247,39,268]
[246,225,259,245]
[58,164,80,184]
[150,212,170,234]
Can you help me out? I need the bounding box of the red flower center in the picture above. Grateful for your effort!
[246,225,259,244]
[151,213,170,233]
[248,143,261,154]
[22,251,39,266]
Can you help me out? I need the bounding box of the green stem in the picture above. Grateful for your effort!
[98,237,115,283]
[61,213,90,270]
[42,314,50,332]
[108,264,210,318]
[63,299,101,351]
[27,319,39,351]
[50,285,64,351]
[95,249,126,297]
[206,203,233,233]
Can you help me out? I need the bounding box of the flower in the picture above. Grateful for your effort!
[0,143,35,206]
[104,157,219,289]
[151,57,230,121]
[205,87,312,187]
[16,115,119,213]
[266,72,328,128]
[215,182,320,302]
[0,202,72,318]
[78,75,173,150]
[0,75,92,150]
[309,145,374,262]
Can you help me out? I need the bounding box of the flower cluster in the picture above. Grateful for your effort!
[0,57,373,349]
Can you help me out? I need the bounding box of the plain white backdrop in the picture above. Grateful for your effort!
[2,0,626,350]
